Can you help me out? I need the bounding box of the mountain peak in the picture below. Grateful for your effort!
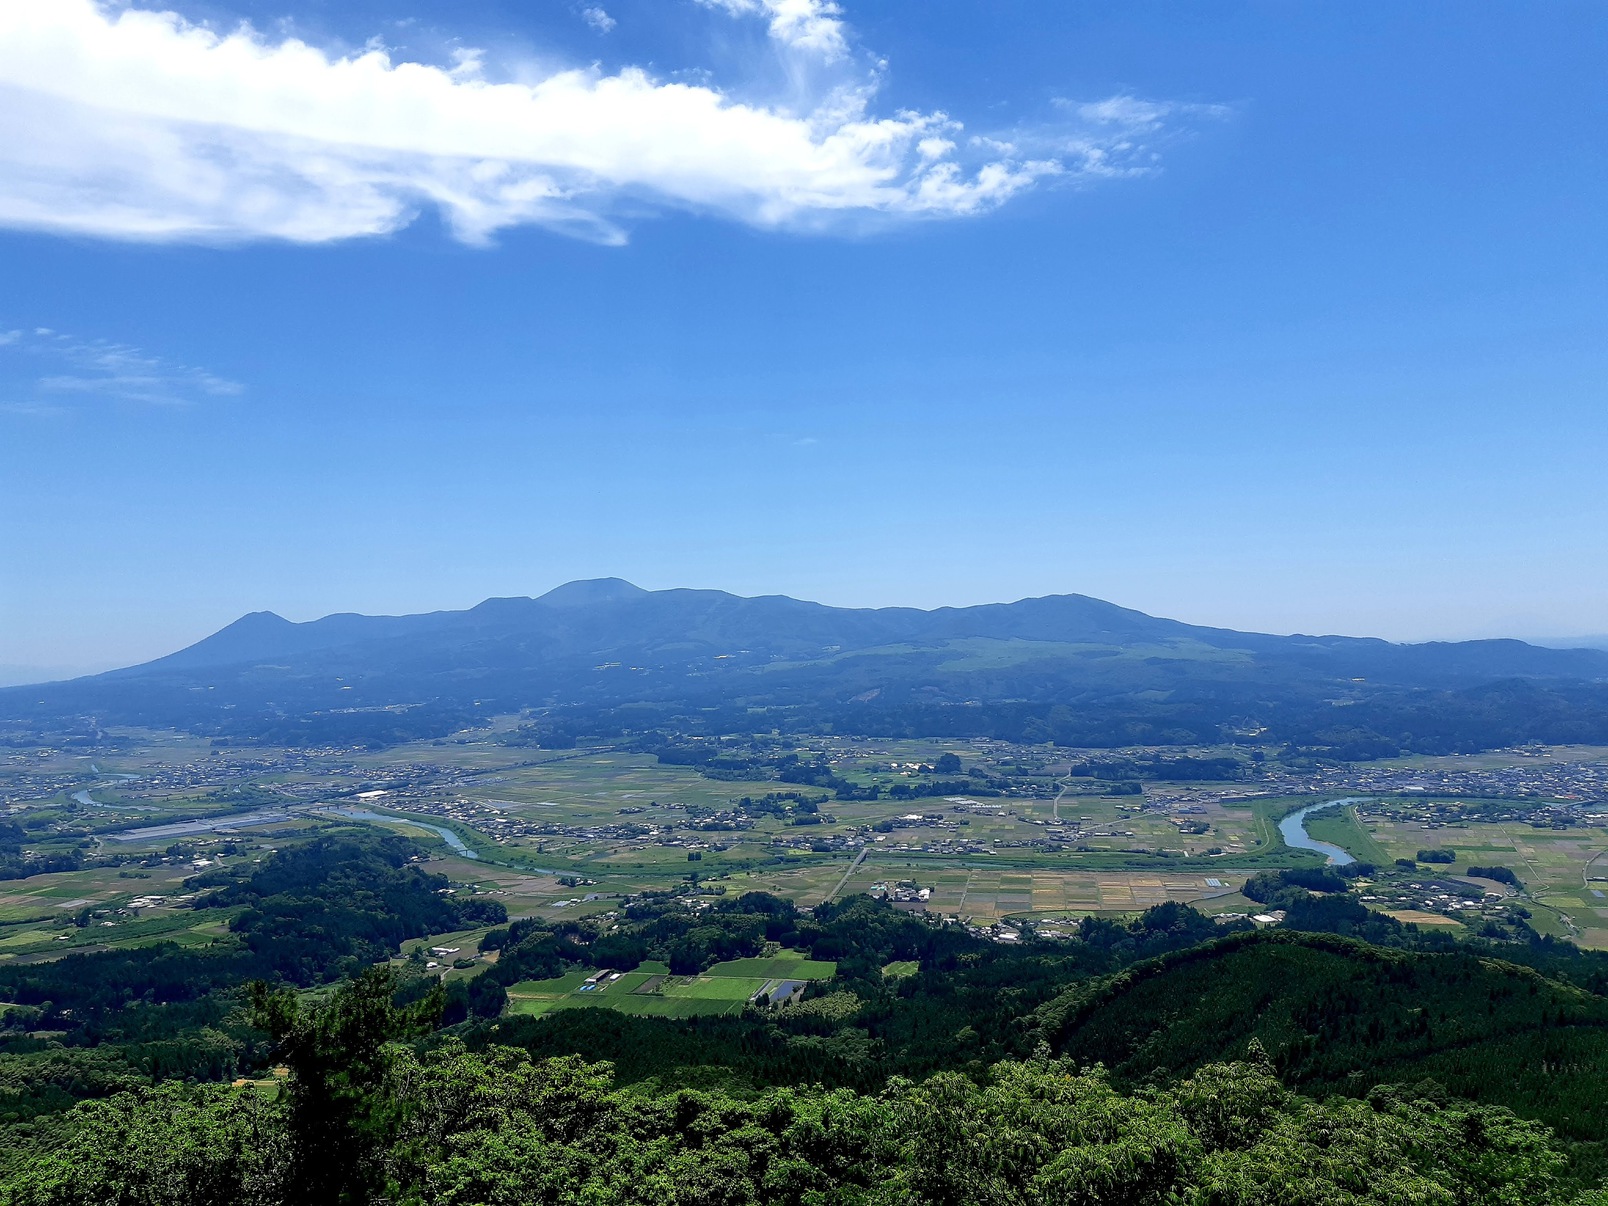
[536,578,649,608]
[224,610,293,629]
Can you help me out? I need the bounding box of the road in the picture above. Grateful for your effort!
[825,846,870,904]
[1051,774,1074,823]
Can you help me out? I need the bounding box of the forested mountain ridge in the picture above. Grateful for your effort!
[7,580,1608,753]
[90,578,1608,684]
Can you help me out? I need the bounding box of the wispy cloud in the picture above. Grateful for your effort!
[979,96,1234,183]
[0,400,65,417]
[0,1,1216,247]
[695,0,849,61]
[580,7,616,34]
[0,327,242,411]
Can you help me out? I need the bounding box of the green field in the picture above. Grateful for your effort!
[504,949,835,1018]
[1348,800,1608,946]
[703,954,837,979]
[658,975,761,1001]
[1304,803,1389,865]
[9,732,1608,971]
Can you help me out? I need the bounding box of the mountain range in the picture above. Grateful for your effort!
[6,579,1608,753]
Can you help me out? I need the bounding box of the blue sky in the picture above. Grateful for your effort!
[1,0,1605,676]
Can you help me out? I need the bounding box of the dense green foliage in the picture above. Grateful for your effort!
[1035,932,1608,1142]
[4,968,1600,1206]
[194,834,505,982]
[7,849,1608,1203]
[0,834,501,1139]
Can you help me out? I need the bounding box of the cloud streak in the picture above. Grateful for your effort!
[0,327,242,410]
[0,0,1209,246]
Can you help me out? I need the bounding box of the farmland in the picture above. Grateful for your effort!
[505,950,836,1018]
[3,728,1608,964]
[1348,797,1608,944]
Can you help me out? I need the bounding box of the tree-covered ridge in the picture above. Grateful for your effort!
[296,1043,1608,1205]
[0,834,505,1030]
[9,868,1608,1201]
[0,834,504,1136]
[1035,930,1608,1144]
[2,970,1596,1206]
[194,833,506,982]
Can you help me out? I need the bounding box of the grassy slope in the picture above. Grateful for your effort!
[504,950,835,1019]
[1305,804,1390,865]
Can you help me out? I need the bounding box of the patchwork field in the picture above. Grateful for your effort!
[828,861,1247,923]
[504,950,836,1019]
[1354,803,1608,945]
[7,734,1607,961]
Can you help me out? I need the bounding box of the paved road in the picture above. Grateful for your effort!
[1051,774,1073,823]
[825,846,870,903]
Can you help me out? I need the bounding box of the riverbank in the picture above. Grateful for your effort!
[1275,798,1368,865]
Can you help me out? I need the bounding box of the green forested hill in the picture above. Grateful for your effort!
[2,970,1599,1206]
[8,878,1608,1203]
[1037,930,1608,1146]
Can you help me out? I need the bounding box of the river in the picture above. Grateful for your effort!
[107,806,477,854]
[104,803,562,871]
[1277,797,1369,866]
[319,808,481,860]
[72,787,147,811]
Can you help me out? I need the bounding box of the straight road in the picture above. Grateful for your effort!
[825,846,870,903]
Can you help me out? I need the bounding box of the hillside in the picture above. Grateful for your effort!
[9,889,1608,1204]
[1036,929,1608,1143]
[5,579,1608,753]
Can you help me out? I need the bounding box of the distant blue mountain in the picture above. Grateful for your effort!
[120,578,1608,685]
[7,580,1608,752]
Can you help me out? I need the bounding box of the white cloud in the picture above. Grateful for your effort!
[580,7,616,34]
[0,328,242,408]
[695,0,849,61]
[0,1,1207,246]
[1063,95,1232,131]
[1073,96,1174,129]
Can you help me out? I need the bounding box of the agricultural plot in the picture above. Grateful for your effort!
[12,732,1608,969]
[1356,807,1608,947]
[832,861,1245,922]
[0,860,202,924]
[708,954,837,978]
[440,750,782,822]
[503,950,835,1019]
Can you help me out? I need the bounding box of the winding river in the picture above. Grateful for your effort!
[71,777,146,810]
[107,806,482,856]
[1277,797,1368,866]
[104,802,564,872]
[320,808,482,859]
